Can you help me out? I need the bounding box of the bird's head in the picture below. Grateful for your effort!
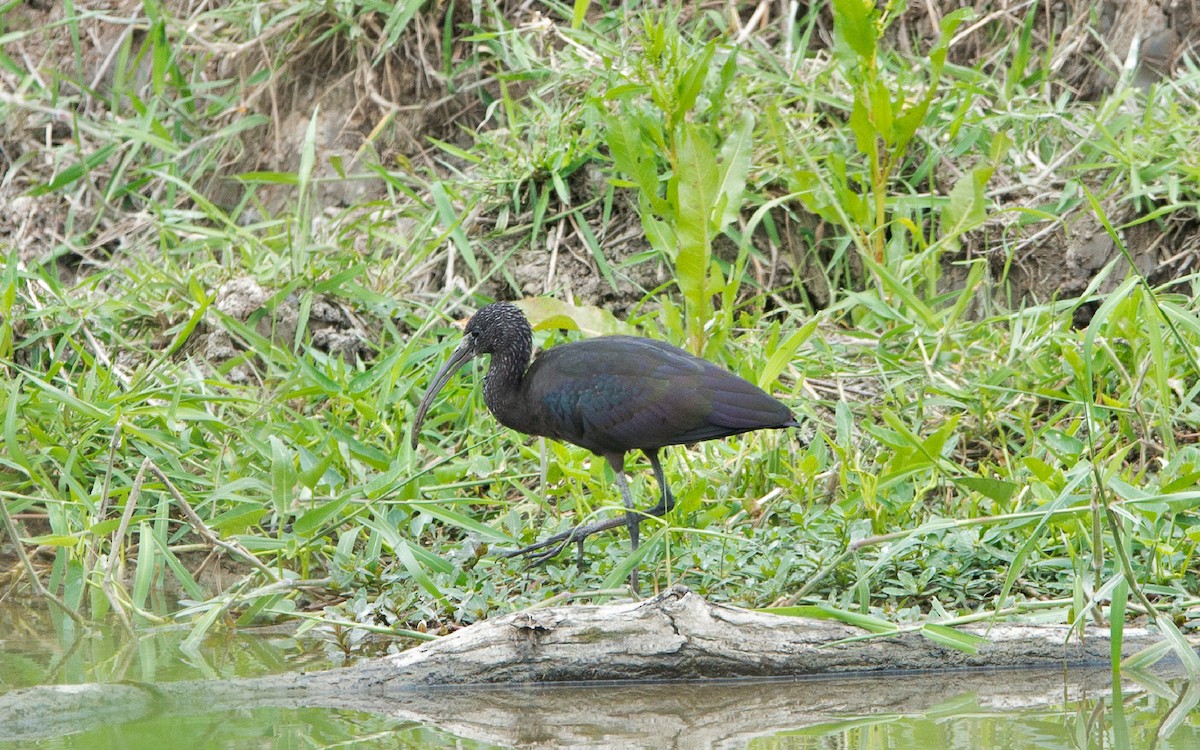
[462,302,532,355]
[410,302,533,450]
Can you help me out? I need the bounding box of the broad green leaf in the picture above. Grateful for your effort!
[24,534,84,546]
[601,527,662,589]
[1122,640,1174,671]
[848,96,875,159]
[831,0,877,62]
[209,505,269,534]
[518,298,634,337]
[716,110,755,232]
[571,0,590,29]
[294,497,351,537]
[868,80,893,144]
[957,476,1019,503]
[270,436,294,516]
[133,521,156,613]
[362,514,454,575]
[149,19,168,96]
[606,113,662,209]
[758,319,816,391]
[921,623,989,654]
[835,400,854,448]
[1043,429,1085,459]
[425,137,483,164]
[674,123,719,300]
[204,477,271,505]
[90,516,150,536]
[182,598,228,654]
[1022,456,1057,482]
[641,209,677,257]
[764,604,898,634]
[1156,613,1200,678]
[22,373,107,420]
[1110,576,1127,678]
[940,163,993,242]
[394,536,445,602]
[860,253,936,326]
[675,40,716,120]
[152,532,206,602]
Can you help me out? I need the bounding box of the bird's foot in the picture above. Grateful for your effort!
[499,496,674,569]
[498,513,631,567]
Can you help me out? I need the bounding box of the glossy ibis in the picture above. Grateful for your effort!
[410,302,799,589]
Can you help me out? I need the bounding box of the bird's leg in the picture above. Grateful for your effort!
[608,457,638,551]
[646,449,675,516]
[610,461,640,591]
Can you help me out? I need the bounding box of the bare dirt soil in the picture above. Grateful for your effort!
[3,1,1198,336]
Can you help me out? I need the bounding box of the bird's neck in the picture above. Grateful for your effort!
[482,345,532,432]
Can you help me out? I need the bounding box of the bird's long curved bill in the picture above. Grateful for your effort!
[410,339,475,450]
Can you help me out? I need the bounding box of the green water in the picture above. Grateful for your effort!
[5,686,1197,749]
[10,709,486,750]
[1,603,1196,749]
[748,687,1200,749]
[0,605,330,690]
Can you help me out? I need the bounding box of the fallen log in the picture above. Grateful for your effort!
[0,585,1185,745]
[328,583,1161,685]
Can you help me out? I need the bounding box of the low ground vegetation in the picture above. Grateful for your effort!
[1,1,1198,668]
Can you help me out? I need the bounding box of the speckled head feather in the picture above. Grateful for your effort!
[464,302,532,356]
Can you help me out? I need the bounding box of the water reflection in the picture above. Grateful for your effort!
[749,676,1200,749]
[348,671,1200,749]
[1,601,1196,749]
[0,599,330,690]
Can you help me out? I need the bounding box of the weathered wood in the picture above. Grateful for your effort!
[0,586,1186,745]
[325,584,1164,686]
[307,583,1161,686]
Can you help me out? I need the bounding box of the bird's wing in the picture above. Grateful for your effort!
[523,337,793,453]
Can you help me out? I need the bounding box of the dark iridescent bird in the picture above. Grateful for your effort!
[411,302,799,589]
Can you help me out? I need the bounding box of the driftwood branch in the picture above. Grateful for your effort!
[0,586,1189,746]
